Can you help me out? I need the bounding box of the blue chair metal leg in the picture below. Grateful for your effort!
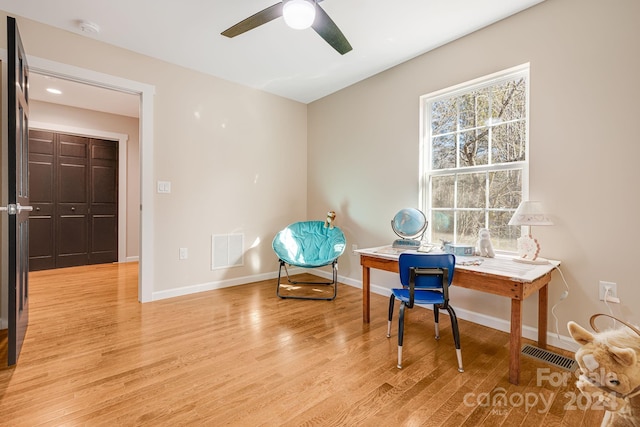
[387,295,395,338]
[433,305,440,340]
[445,305,464,372]
[397,302,406,369]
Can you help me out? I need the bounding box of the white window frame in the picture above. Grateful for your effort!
[419,64,530,254]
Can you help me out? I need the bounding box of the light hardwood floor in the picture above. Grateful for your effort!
[0,262,603,426]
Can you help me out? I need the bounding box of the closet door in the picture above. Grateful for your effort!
[56,134,90,268]
[88,138,118,264]
[28,130,56,270]
[28,130,119,270]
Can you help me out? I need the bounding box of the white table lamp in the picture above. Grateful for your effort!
[508,201,553,264]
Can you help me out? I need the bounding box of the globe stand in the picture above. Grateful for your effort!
[392,238,422,249]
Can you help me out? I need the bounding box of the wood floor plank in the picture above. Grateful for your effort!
[0,263,604,426]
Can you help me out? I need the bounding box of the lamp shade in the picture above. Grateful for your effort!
[508,201,553,226]
[283,0,316,30]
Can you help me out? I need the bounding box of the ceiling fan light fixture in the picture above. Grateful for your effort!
[283,0,316,30]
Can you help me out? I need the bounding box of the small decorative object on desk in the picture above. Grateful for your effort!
[516,235,540,260]
[324,210,336,229]
[476,228,495,258]
[444,243,474,256]
[457,258,484,266]
[417,244,437,253]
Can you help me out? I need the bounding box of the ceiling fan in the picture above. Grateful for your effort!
[221,0,352,55]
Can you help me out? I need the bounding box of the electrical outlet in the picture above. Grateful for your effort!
[599,281,617,301]
[351,244,358,254]
[179,247,188,260]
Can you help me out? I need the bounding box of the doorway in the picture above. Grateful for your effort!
[0,49,155,364]
[1,52,154,359]
[26,55,155,303]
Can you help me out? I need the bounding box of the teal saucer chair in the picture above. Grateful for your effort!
[272,221,346,300]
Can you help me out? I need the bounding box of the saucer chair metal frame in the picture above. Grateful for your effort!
[272,221,346,300]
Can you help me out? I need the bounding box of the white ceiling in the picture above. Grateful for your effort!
[2,0,544,113]
[30,73,140,118]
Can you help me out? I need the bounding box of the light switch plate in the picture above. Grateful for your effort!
[157,181,171,193]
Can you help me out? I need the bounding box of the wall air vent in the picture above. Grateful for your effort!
[211,234,244,270]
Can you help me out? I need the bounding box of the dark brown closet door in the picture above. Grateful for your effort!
[28,130,56,270]
[28,130,118,270]
[56,133,90,268]
[88,139,118,264]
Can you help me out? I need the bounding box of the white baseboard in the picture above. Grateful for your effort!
[0,318,7,329]
[151,267,304,301]
[152,272,277,300]
[126,256,139,262]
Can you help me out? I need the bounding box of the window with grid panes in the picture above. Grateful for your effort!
[420,65,529,252]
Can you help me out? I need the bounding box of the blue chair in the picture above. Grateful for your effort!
[272,221,346,300]
[387,253,463,372]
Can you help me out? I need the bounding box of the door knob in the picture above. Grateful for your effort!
[0,203,33,215]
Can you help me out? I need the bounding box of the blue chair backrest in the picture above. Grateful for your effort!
[398,253,456,290]
[272,221,346,268]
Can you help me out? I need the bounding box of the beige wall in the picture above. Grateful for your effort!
[30,100,140,260]
[2,0,638,346]
[308,0,640,346]
[0,11,307,313]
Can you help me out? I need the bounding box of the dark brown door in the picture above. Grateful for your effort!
[6,16,31,366]
[88,138,118,264]
[28,130,55,270]
[28,131,118,270]
[56,133,90,267]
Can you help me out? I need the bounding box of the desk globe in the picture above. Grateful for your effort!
[391,208,428,249]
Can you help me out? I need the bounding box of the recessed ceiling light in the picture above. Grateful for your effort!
[46,88,62,95]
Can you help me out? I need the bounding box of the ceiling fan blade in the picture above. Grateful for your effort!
[221,3,284,38]
[312,4,352,55]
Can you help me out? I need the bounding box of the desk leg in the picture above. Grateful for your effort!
[509,298,523,385]
[362,266,371,323]
[538,284,548,349]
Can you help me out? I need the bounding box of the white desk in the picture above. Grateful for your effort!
[357,246,559,385]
